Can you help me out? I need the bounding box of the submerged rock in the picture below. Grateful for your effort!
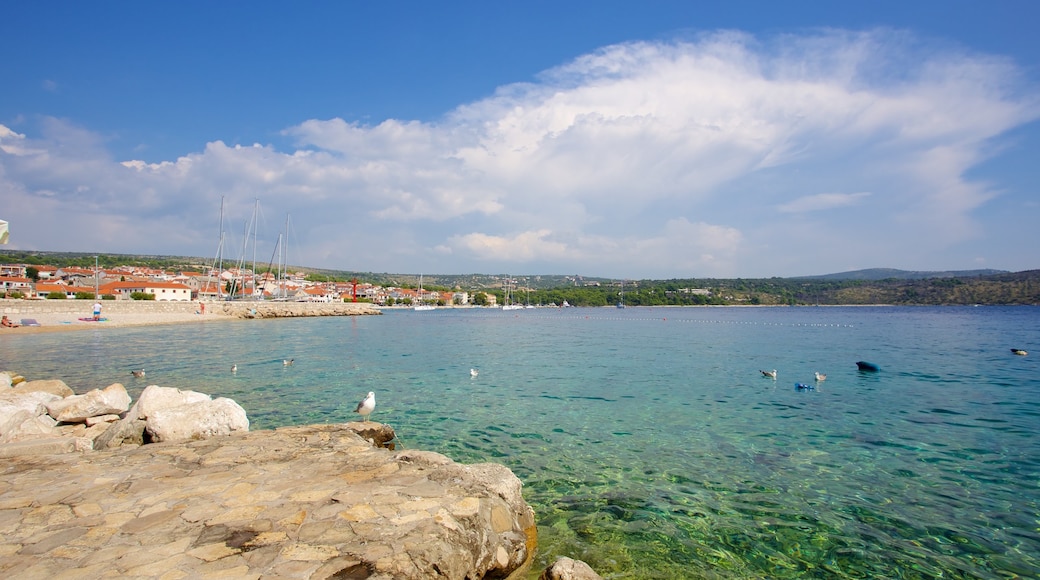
[540,556,605,580]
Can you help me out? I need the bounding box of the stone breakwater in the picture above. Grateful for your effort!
[218,301,381,319]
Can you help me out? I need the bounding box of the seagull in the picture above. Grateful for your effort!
[760,369,777,379]
[814,371,827,381]
[283,358,294,366]
[355,391,375,421]
[1011,349,1028,356]
[470,368,479,377]
[231,364,238,373]
[131,369,146,378]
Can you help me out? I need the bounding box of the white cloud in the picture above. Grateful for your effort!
[1,28,1037,277]
[778,192,872,213]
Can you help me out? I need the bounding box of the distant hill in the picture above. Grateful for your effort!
[798,268,1009,281]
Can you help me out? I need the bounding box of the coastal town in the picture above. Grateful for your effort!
[0,262,489,307]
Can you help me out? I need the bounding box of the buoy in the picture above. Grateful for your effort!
[795,383,815,391]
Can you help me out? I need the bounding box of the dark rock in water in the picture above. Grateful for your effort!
[856,361,880,372]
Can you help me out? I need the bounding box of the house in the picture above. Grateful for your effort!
[0,276,33,295]
[0,264,26,277]
[33,282,80,299]
[99,281,192,301]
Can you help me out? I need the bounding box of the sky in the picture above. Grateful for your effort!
[2,1,1039,279]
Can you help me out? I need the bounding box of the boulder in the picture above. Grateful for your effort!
[93,418,147,449]
[12,379,75,398]
[540,557,605,580]
[46,383,131,423]
[128,384,212,420]
[0,391,59,434]
[0,410,58,443]
[145,397,249,443]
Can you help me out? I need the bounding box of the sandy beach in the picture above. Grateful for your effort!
[0,300,231,335]
[0,299,380,335]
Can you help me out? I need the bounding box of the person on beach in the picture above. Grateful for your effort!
[1,315,19,328]
[200,301,205,315]
[93,302,102,321]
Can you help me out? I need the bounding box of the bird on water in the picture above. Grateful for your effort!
[760,369,777,379]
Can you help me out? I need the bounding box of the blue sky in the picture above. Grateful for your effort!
[2,1,1038,278]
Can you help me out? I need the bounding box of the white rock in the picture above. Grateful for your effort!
[0,391,59,434]
[129,384,212,421]
[145,397,249,443]
[0,410,58,443]
[46,383,131,423]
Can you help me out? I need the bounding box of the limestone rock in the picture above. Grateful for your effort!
[145,397,249,443]
[93,418,147,449]
[129,384,212,420]
[12,379,75,398]
[345,420,397,448]
[46,383,131,423]
[0,391,59,434]
[0,423,537,578]
[540,557,605,580]
[0,371,12,388]
[0,411,58,443]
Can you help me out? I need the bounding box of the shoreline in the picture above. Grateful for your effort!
[0,299,380,335]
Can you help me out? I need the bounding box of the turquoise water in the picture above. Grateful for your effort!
[2,306,1039,578]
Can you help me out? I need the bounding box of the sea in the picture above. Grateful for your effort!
[2,306,1038,579]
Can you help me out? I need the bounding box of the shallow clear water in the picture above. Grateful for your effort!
[3,306,1039,578]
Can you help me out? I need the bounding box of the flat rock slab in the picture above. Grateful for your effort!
[0,423,536,579]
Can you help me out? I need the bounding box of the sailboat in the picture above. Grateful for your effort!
[414,275,436,311]
[502,277,523,310]
[617,280,626,308]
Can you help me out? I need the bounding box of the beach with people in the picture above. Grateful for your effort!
[0,299,380,334]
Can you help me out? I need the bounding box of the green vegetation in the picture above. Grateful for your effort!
[74,291,96,300]
[2,249,1038,306]
[129,292,156,301]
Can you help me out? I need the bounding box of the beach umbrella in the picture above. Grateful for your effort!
[0,219,8,244]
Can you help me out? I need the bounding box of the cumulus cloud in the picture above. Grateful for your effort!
[1,28,1037,277]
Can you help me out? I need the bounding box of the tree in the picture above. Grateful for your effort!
[25,266,40,282]
[473,292,488,306]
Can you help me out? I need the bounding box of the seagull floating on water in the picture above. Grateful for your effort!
[355,391,375,421]
[1011,349,1028,356]
[131,369,146,378]
[470,368,479,377]
[814,371,827,381]
[283,358,294,366]
[760,369,777,379]
[231,364,238,373]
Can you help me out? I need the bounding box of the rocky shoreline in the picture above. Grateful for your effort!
[0,371,603,579]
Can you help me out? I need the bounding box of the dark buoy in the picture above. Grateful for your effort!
[795,383,815,391]
[856,361,880,372]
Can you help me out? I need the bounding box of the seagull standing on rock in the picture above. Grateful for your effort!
[355,391,375,421]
